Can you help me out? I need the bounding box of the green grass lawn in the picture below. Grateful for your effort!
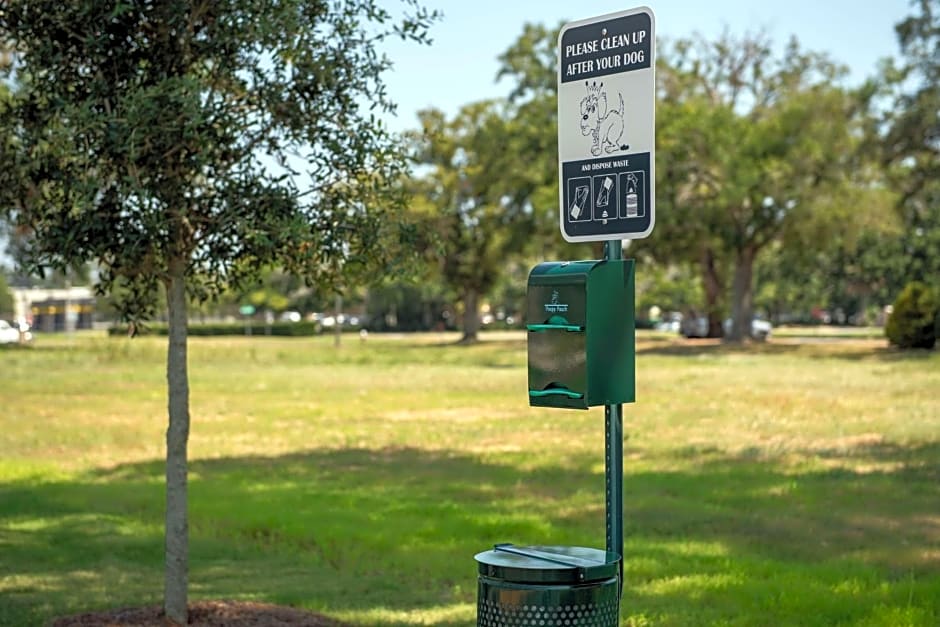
[1,330,938,626]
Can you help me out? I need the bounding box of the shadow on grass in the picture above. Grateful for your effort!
[627,441,940,571]
[2,443,939,625]
[636,340,797,358]
[414,337,525,350]
[818,345,939,362]
[637,338,938,363]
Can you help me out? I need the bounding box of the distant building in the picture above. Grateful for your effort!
[11,286,95,332]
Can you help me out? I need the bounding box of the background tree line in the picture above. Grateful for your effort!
[2,1,938,346]
[401,0,938,343]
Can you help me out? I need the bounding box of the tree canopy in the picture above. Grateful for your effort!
[652,32,882,340]
[1,1,436,318]
[876,0,940,293]
[3,4,939,342]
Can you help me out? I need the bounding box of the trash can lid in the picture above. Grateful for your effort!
[474,544,619,585]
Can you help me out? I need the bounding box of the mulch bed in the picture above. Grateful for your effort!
[51,600,349,626]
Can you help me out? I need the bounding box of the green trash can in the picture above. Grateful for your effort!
[475,544,620,627]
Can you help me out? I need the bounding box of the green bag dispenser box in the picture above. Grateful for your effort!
[527,259,635,410]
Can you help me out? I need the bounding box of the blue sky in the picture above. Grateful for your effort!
[380,0,913,132]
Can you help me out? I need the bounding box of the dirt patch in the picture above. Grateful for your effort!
[51,600,348,626]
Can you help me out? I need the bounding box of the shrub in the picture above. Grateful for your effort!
[108,321,323,337]
[885,282,940,349]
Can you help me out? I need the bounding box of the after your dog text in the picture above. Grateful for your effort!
[563,29,648,79]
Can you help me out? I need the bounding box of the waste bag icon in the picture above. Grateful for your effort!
[569,184,590,220]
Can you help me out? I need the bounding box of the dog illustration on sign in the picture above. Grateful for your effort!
[579,80,629,156]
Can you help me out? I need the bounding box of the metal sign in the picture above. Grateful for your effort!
[557,7,655,242]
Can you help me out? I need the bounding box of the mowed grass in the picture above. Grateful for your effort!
[1,330,938,626]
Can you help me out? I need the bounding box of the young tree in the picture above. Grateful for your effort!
[653,85,734,336]
[0,2,436,623]
[412,101,534,343]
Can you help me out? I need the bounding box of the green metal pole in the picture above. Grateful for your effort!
[603,240,624,598]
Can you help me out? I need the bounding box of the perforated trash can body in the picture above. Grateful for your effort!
[475,545,620,627]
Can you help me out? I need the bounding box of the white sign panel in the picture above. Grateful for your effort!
[557,7,655,242]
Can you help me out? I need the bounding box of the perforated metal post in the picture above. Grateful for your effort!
[603,239,624,596]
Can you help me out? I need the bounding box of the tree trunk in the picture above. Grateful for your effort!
[423,301,432,331]
[334,293,342,348]
[700,248,724,338]
[461,288,480,343]
[164,257,190,625]
[728,246,757,342]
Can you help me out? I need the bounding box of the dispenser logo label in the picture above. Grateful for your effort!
[545,290,570,314]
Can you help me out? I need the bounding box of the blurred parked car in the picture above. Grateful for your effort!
[319,313,362,329]
[680,316,772,340]
[679,316,709,338]
[740,318,772,341]
[654,311,683,333]
[0,320,32,345]
[655,319,681,333]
